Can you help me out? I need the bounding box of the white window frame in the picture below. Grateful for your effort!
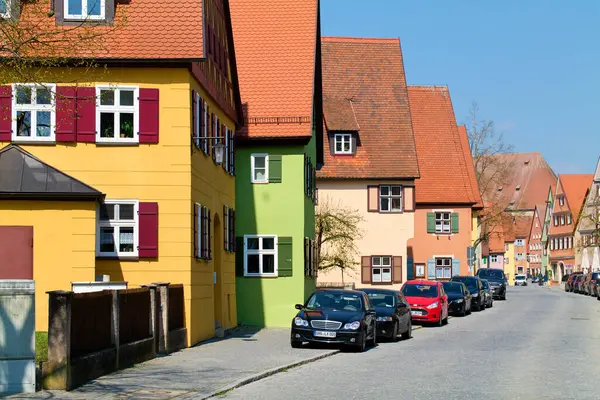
[435,211,451,233]
[560,215,565,225]
[435,258,452,279]
[64,0,106,20]
[490,255,499,263]
[1,0,11,18]
[96,200,139,259]
[515,239,525,246]
[379,185,403,212]
[371,256,392,283]
[333,133,352,154]
[243,235,278,277]
[567,214,572,225]
[250,153,268,184]
[12,83,56,143]
[96,86,139,144]
[559,196,565,206]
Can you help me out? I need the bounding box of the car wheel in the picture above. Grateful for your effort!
[402,320,412,340]
[437,313,443,327]
[489,299,493,308]
[442,313,448,325]
[392,321,400,342]
[356,329,367,352]
[461,304,467,317]
[291,340,302,349]
[368,324,377,347]
[501,294,506,300]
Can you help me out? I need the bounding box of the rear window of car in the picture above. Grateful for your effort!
[477,269,504,279]
[367,292,396,308]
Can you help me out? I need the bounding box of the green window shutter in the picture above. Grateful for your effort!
[269,155,282,183]
[451,212,459,233]
[278,236,293,277]
[427,212,435,233]
[427,259,436,280]
[452,259,461,277]
[235,237,244,276]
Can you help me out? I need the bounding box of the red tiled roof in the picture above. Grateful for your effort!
[479,152,557,211]
[551,174,593,235]
[323,97,360,131]
[318,37,419,179]
[230,0,317,139]
[407,85,474,204]
[13,0,205,60]
[457,125,484,209]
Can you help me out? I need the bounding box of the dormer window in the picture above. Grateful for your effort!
[334,133,352,154]
[65,0,105,20]
[0,0,9,18]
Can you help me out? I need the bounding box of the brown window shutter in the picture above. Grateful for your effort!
[208,209,212,260]
[392,256,403,284]
[367,186,379,212]
[221,123,227,171]
[192,90,198,146]
[361,256,372,284]
[193,203,199,258]
[223,205,228,252]
[404,187,415,212]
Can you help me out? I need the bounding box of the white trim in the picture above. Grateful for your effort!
[371,256,392,283]
[243,234,278,277]
[11,83,57,143]
[333,133,352,154]
[64,0,106,20]
[95,86,140,144]
[250,153,269,184]
[96,199,139,259]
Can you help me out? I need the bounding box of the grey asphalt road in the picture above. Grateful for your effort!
[220,285,600,400]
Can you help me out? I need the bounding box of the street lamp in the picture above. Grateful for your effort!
[213,142,225,165]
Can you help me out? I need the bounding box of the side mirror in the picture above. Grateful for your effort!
[295,304,303,310]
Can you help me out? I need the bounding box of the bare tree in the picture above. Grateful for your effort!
[466,102,515,250]
[315,197,363,285]
[576,187,600,256]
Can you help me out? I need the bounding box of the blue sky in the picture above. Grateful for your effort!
[321,0,600,174]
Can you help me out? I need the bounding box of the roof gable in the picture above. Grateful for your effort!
[407,85,474,204]
[230,0,318,139]
[0,145,102,200]
[457,125,484,209]
[318,37,419,179]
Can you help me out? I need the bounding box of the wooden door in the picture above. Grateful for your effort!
[0,226,33,279]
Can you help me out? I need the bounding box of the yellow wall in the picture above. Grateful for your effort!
[0,201,96,331]
[504,242,515,284]
[0,67,237,345]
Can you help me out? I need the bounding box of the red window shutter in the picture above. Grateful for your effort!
[76,87,96,143]
[139,202,159,258]
[139,88,159,144]
[0,86,12,141]
[55,86,77,142]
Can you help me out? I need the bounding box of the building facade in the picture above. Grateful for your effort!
[527,206,544,275]
[575,160,600,272]
[316,37,419,290]
[405,87,482,281]
[0,0,243,345]
[230,0,323,327]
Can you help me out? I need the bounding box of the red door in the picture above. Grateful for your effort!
[0,226,33,279]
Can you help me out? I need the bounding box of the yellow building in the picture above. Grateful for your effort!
[0,0,243,346]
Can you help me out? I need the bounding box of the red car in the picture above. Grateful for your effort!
[401,279,449,326]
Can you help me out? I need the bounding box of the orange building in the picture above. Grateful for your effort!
[406,86,482,280]
[549,174,594,279]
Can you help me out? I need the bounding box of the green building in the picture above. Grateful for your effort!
[230,0,323,327]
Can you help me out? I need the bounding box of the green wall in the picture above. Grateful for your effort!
[235,139,317,328]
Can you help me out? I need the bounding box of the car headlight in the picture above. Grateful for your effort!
[343,321,361,330]
[472,293,479,298]
[294,317,309,327]
[426,302,439,309]
[376,316,393,322]
[456,299,463,303]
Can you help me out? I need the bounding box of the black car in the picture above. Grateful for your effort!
[450,276,486,311]
[476,268,507,300]
[481,279,494,308]
[442,281,472,316]
[361,288,412,341]
[290,290,377,352]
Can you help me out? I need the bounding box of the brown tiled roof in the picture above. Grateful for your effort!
[457,125,484,209]
[406,85,473,204]
[317,37,419,179]
[551,174,593,235]
[13,0,205,60]
[479,152,557,211]
[514,215,533,238]
[230,0,317,139]
[323,97,360,131]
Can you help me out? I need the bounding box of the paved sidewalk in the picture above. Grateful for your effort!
[10,328,339,400]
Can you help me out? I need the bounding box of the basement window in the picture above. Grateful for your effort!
[65,0,105,20]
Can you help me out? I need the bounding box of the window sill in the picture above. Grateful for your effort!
[243,274,278,278]
[371,281,394,285]
[96,140,140,146]
[96,254,139,261]
[251,181,269,185]
[11,138,56,144]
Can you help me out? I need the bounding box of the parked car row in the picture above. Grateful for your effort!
[290,268,508,352]
[565,271,600,299]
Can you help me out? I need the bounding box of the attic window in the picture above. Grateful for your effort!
[334,133,352,155]
[65,0,105,20]
[515,185,521,191]
[0,0,9,18]
[524,160,530,165]
[498,186,503,192]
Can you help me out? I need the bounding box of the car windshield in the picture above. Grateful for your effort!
[366,293,396,308]
[402,284,438,298]
[477,269,504,279]
[593,272,600,280]
[516,276,525,280]
[306,292,364,312]
[482,281,489,289]
[442,282,463,294]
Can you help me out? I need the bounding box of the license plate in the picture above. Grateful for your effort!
[412,310,423,316]
[314,330,336,338]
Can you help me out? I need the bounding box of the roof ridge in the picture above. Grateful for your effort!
[321,36,400,44]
